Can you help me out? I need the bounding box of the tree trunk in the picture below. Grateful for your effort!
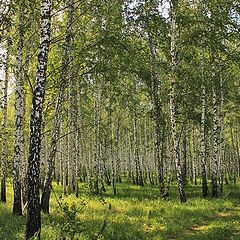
[67,89,74,194]
[148,30,164,195]
[219,64,225,193]
[21,52,30,205]
[75,80,84,197]
[115,117,122,184]
[133,107,144,186]
[93,81,100,194]
[41,0,74,213]
[40,82,65,213]
[192,128,198,186]
[13,0,25,215]
[169,1,187,203]
[200,50,208,197]
[182,123,187,187]
[211,56,218,198]
[109,108,117,194]
[26,0,51,239]
[63,135,67,195]
[0,41,10,203]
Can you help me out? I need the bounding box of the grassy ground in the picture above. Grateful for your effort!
[0,180,240,240]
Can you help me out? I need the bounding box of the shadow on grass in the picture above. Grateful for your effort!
[101,183,164,201]
[179,210,240,240]
[0,181,239,240]
[99,182,233,202]
[42,210,150,240]
[0,204,25,239]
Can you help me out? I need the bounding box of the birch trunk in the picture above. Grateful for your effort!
[127,131,132,180]
[13,0,24,215]
[200,50,208,197]
[93,83,100,194]
[59,123,63,185]
[169,1,186,203]
[230,129,237,184]
[115,117,122,183]
[192,128,198,185]
[40,79,65,212]
[67,87,74,194]
[75,126,79,197]
[40,114,47,189]
[148,30,164,195]
[41,0,74,213]
[79,90,92,190]
[133,108,144,186]
[182,123,187,187]
[63,134,67,195]
[110,108,117,194]
[26,0,52,238]
[21,54,29,205]
[75,80,83,197]
[211,57,218,198]
[0,42,9,203]
[219,66,225,193]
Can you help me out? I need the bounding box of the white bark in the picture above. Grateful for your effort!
[211,56,218,198]
[26,0,52,238]
[200,49,208,197]
[0,41,9,203]
[13,0,25,214]
[169,1,186,203]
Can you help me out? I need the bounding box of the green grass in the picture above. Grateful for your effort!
[0,180,240,239]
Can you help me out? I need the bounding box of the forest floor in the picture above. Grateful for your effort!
[0,180,240,240]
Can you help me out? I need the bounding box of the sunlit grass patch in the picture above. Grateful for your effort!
[0,180,240,239]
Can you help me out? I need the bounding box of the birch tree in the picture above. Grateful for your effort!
[41,0,74,213]
[0,41,9,203]
[211,54,218,198]
[13,0,24,215]
[200,50,208,197]
[26,0,52,238]
[169,0,187,203]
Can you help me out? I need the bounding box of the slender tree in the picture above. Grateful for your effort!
[0,40,10,203]
[169,0,187,203]
[41,0,74,213]
[211,54,218,198]
[148,30,164,195]
[200,49,208,197]
[219,60,225,193]
[26,0,52,238]
[13,0,24,215]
